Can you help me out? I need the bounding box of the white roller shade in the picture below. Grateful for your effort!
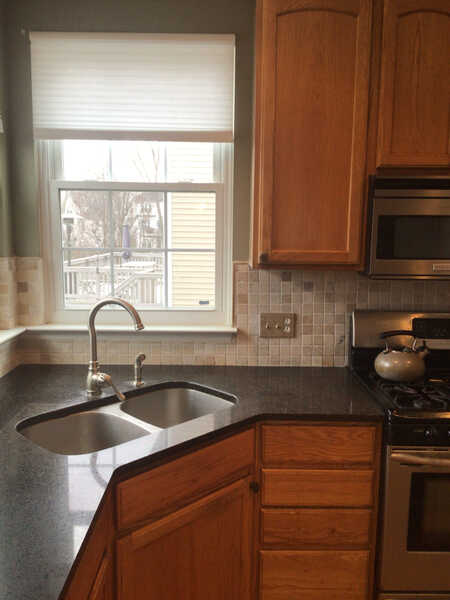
[30,32,235,142]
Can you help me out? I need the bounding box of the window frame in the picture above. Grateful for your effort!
[39,144,233,328]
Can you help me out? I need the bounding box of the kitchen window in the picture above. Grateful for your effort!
[31,33,235,326]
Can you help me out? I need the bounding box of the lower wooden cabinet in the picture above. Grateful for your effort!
[61,422,381,600]
[258,422,381,600]
[116,477,253,600]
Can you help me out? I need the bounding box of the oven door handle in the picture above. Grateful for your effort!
[391,451,450,467]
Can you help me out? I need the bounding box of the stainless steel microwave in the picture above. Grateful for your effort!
[366,177,450,279]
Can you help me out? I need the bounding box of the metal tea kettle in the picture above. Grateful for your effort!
[374,330,429,382]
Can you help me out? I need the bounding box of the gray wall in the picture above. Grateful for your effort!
[6,0,255,259]
[0,0,13,256]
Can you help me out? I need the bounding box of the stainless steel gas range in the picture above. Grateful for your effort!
[351,311,450,600]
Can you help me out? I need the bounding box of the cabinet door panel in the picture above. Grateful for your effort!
[117,478,252,600]
[255,0,371,265]
[377,0,450,167]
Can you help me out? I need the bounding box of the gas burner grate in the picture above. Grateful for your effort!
[373,376,450,412]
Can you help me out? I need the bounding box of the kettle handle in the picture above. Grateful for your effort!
[379,330,418,352]
[379,330,417,339]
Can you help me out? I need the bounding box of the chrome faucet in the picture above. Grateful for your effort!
[86,298,144,400]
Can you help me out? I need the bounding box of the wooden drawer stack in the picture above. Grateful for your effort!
[259,423,380,600]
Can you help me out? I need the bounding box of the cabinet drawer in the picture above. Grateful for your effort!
[116,428,255,530]
[262,425,376,467]
[262,469,374,507]
[260,550,369,599]
[261,508,371,548]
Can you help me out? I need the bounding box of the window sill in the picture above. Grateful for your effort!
[0,327,27,347]
[26,324,237,338]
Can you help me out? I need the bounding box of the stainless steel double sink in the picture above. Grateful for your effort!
[16,383,237,455]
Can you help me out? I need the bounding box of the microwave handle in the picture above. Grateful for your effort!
[391,451,450,468]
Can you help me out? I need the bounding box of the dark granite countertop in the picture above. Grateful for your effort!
[0,364,383,599]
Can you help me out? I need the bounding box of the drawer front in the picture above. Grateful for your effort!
[117,428,255,530]
[262,425,376,467]
[260,550,369,599]
[261,508,371,548]
[261,588,366,600]
[262,469,374,507]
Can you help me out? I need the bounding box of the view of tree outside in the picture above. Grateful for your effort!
[59,141,216,309]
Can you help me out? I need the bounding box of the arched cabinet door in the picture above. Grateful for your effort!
[253,0,372,266]
[377,0,450,167]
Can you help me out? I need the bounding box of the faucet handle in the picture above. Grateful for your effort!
[98,373,126,402]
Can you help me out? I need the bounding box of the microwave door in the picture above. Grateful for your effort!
[369,197,450,278]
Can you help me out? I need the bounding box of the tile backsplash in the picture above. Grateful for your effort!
[15,262,450,368]
[0,339,20,378]
[0,258,17,329]
[0,257,45,328]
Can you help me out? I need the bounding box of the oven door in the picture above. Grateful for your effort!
[379,446,450,593]
[368,194,450,278]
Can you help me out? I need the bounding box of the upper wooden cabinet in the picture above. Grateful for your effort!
[253,0,372,266]
[377,0,450,167]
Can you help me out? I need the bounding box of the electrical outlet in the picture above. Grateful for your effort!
[260,313,296,338]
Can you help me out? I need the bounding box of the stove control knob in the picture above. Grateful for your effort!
[424,426,437,440]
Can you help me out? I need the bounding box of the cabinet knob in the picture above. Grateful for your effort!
[249,481,260,493]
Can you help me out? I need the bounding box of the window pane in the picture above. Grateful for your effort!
[60,190,110,247]
[166,143,214,183]
[113,252,164,307]
[111,191,164,249]
[169,252,215,308]
[62,140,111,180]
[110,141,165,182]
[61,140,217,183]
[168,192,215,249]
[63,249,112,306]
[111,141,215,183]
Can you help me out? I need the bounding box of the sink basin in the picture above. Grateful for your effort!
[121,384,236,428]
[17,411,150,455]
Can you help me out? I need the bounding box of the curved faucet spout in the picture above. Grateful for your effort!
[88,297,144,364]
[86,298,144,399]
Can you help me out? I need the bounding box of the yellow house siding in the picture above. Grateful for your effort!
[169,192,215,307]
